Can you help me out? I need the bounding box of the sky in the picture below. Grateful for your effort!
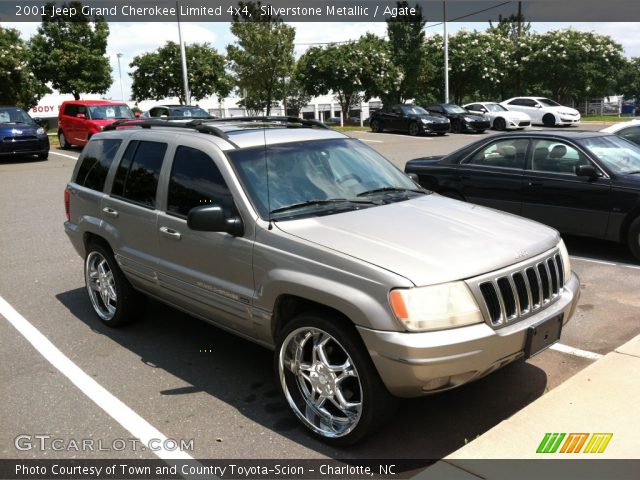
[5,20,640,102]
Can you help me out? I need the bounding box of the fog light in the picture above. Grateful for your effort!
[422,377,450,391]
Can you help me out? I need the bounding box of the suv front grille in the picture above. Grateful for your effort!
[467,249,565,328]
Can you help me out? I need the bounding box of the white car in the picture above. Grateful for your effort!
[501,97,581,127]
[600,119,640,146]
[463,102,531,130]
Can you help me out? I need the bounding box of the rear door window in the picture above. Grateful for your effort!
[75,139,122,191]
[111,140,167,208]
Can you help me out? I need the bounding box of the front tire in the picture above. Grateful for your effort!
[38,152,48,160]
[493,117,507,131]
[543,114,556,128]
[628,216,640,261]
[370,119,382,133]
[275,312,395,445]
[408,122,420,136]
[84,242,146,327]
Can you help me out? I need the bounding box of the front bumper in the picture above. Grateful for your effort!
[358,272,580,397]
[422,122,450,134]
[463,120,490,132]
[0,135,49,157]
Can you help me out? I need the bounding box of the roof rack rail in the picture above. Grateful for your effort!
[209,116,329,129]
[102,118,237,146]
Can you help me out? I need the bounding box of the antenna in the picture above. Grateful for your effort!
[263,127,273,230]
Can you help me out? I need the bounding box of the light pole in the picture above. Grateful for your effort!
[443,1,449,104]
[116,53,124,101]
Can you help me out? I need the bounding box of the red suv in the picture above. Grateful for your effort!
[58,100,134,149]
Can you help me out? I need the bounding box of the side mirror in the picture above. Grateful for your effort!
[575,164,599,178]
[77,113,86,119]
[407,173,419,183]
[187,205,244,236]
[534,104,542,109]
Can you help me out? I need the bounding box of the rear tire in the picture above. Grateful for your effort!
[543,114,556,128]
[370,119,382,133]
[275,312,396,445]
[58,131,70,150]
[628,216,640,261]
[84,242,146,327]
[38,152,48,160]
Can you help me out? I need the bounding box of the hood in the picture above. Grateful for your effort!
[0,122,40,135]
[409,113,449,123]
[545,105,579,115]
[449,112,486,121]
[275,195,560,286]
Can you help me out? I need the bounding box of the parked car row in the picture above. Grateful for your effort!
[368,97,582,136]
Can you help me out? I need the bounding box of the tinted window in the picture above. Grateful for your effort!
[428,105,442,113]
[63,104,78,117]
[111,141,167,208]
[618,126,640,146]
[469,139,529,169]
[75,139,122,191]
[530,139,589,174]
[167,146,233,217]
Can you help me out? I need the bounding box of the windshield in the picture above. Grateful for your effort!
[485,103,507,112]
[578,135,640,175]
[538,98,561,107]
[228,138,424,220]
[171,106,210,117]
[443,104,467,114]
[0,107,35,124]
[88,105,134,120]
[401,106,428,115]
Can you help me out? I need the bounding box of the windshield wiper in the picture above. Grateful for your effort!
[356,187,426,197]
[270,198,376,215]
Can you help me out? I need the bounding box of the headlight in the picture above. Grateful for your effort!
[421,118,431,124]
[558,239,572,284]
[36,127,45,135]
[389,282,483,331]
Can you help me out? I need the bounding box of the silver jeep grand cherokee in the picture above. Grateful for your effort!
[64,117,580,445]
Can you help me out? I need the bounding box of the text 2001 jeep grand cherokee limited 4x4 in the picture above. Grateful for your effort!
[64,117,580,445]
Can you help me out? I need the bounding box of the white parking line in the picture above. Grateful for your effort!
[0,295,193,461]
[360,139,384,143]
[571,255,640,269]
[549,342,604,360]
[49,151,79,160]
[358,131,433,140]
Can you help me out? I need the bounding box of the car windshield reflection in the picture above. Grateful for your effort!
[579,135,640,175]
[228,138,425,220]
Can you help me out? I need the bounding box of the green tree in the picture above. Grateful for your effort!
[284,69,311,117]
[0,26,49,108]
[297,35,392,121]
[384,1,429,105]
[523,29,625,101]
[130,41,229,104]
[227,1,295,115]
[30,1,111,100]
[617,57,640,102]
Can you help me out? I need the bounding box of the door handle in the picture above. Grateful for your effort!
[159,226,182,240]
[528,182,543,187]
[102,207,119,218]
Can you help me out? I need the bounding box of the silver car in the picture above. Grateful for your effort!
[64,117,580,445]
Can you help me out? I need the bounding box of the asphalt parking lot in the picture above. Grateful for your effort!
[1,124,639,464]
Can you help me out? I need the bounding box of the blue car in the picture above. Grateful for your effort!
[0,106,50,160]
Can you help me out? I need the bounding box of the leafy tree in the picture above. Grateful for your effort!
[297,35,392,121]
[30,1,111,100]
[617,57,640,102]
[523,29,625,101]
[130,41,228,104]
[227,1,295,115]
[384,1,429,105]
[283,70,311,117]
[488,13,531,40]
[0,26,49,108]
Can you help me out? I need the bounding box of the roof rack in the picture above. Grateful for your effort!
[102,118,238,147]
[207,116,329,129]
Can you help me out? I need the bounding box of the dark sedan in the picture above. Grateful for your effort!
[425,103,490,133]
[405,131,640,259]
[369,104,450,136]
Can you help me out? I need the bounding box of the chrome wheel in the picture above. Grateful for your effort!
[85,251,117,321]
[279,327,363,438]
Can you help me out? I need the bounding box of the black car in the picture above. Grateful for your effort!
[405,130,640,259]
[425,103,490,133]
[142,105,215,119]
[0,106,49,160]
[369,104,450,136]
